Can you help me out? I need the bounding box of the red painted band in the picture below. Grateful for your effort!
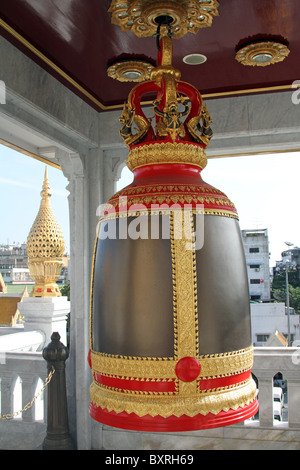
[199,370,251,391]
[94,372,177,393]
[133,162,205,184]
[94,370,251,393]
[89,398,259,432]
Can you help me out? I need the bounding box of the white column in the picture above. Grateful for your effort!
[103,147,128,201]
[57,150,96,449]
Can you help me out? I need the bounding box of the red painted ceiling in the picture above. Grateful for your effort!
[0,0,299,112]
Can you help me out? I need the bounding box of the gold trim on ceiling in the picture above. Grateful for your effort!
[0,18,109,111]
[1,18,299,112]
[0,138,61,170]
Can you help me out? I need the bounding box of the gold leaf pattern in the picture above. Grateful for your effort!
[127,142,207,171]
[90,346,253,380]
[90,378,256,418]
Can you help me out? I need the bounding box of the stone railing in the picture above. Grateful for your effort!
[99,347,300,450]
[0,351,47,450]
[1,347,300,449]
[250,347,300,428]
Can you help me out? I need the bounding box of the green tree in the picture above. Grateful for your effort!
[271,270,300,314]
[60,281,70,300]
[288,286,300,313]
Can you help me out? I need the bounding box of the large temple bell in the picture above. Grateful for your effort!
[88,2,258,431]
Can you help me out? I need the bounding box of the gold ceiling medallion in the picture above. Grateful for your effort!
[235,41,290,67]
[107,60,155,82]
[108,0,219,39]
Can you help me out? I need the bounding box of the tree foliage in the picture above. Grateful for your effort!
[271,270,300,314]
[60,281,70,300]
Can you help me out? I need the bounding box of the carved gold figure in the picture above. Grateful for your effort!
[118,36,213,148]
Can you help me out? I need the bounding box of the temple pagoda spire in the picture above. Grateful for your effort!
[27,166,65,297]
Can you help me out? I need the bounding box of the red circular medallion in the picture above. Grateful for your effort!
[175,356,201,382]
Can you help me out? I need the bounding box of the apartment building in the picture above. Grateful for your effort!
[0,244,33,284]
[241,229,271,301]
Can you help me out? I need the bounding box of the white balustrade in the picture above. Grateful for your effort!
[0,351,47,449]
[1,347,300,449]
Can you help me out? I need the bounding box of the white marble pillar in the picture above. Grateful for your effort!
[103,147,128,202]
[57,150,97,449]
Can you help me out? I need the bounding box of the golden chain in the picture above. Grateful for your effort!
[0,366,55,421]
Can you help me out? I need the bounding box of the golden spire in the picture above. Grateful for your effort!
[40,165,51,201]
[27,167,65,297]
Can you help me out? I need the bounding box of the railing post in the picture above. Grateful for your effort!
[21,374,34,422]
[0,374,12,416]
[256,375,274,427]
[285,372,300,429]
[42,332,75,450]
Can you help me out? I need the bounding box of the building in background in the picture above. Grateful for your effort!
[241,229,300,346]
[250,301,299,346]
[0,243,69,286]
[0,243,33,284]
[241,229,271,301]
[274,245,300,279]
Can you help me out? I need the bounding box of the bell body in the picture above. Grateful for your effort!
[89,142,258,431]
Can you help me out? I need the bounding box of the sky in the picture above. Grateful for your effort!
[117,150,300,268]
[1,143,300,266]
[0,144,70,253]
[205,151,300,266]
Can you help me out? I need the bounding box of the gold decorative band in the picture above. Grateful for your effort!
[98,207,238,222]
[90,377,256,418]
[170,210,198,399]
[90,345,254,380]
[127,142,207,171]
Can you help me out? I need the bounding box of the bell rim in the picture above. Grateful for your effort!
[89,398,258,432]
